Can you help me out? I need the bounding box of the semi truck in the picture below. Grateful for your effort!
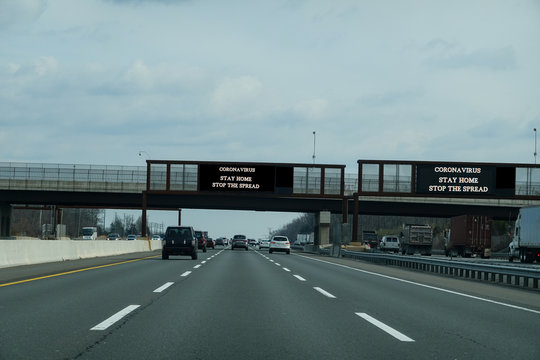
[81,226,98,240]
[508,206,540,263]
[400,224,432,255]
[443,215,492,258]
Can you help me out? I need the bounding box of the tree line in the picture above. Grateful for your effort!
[11,207,145,239]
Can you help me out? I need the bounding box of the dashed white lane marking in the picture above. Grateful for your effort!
[201,261,207,264]
[153,282,174,293]
[283,268,291,272]
[299,255,540,315]
[355,313,415,342]
[294,275,306,281]
[275,263,281,266]
[91,305,140,331]
[193,264,201,269]
[314,287,336,299]
[181,271,192,277]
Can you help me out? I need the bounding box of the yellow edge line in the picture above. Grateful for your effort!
[0,255,160,287]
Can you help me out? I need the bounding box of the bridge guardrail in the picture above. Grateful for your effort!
[0,162,360,195]
[319,248,540,290]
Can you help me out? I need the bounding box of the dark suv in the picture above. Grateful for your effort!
[195,230,207,253]
[231,234,248,251]
[162,226,198,260]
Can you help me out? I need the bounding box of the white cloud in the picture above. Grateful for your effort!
[0,0,47,30]
[427,45,516,71]
[33,56,59,76]
[211,76,263,118]
[293,98,328,120]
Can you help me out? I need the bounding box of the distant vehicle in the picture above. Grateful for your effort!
[126,234,137,241]
[107,233,121,240]
[509,206,540,263]
[259,239,270,249]
[162,226,198,260]
[231,234,248,250]
[248,239,257,246]
[151,234,162,241]
[444,215,492,258]
[81,227,98,240]
[195,231,207,252]
[296,233,312,245]
[400,224,432,255]
[379,235,400,253]
[207,237,215,249]
[291,240,303,249]
[269,235,290,254]
[215,237,226,246]
[362,230,378,249]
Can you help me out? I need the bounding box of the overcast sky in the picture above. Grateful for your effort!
[1,0,540,238]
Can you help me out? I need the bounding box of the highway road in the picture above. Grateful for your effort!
[1,247,539,359]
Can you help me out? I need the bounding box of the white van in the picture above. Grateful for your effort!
[380,235,400,253]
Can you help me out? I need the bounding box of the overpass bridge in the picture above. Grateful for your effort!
[2,160,540,241]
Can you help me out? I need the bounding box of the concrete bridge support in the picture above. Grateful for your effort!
[316,211,331,246]
[0,203,12,238]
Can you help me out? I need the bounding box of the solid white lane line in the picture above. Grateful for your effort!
[283,267,291,272]
[91,305,140,331]
[356,313,415,342]
[153,282,174,293]
[314,287,336,298]
[193,265,201,269]
[294,275,306,281]
[181,271,192,277]
[297,255,540,315]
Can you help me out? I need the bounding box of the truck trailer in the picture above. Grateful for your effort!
[400,224,432,256]
[444,215,492,258]
[509,206,540,263]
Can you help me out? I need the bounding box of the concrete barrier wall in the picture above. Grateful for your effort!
[0,240,162,269]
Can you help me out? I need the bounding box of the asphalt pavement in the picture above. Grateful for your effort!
[1,247,539,359]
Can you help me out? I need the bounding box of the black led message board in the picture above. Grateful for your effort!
[199,163,293,194]
[416,164,515,197]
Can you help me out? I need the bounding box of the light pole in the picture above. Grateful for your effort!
[312,131,316,165]
[534,128,537,164]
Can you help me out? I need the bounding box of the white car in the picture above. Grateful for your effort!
[269,235,290,254]
[259,239,270,249]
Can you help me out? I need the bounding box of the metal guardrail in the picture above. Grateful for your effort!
[319,248,540,290]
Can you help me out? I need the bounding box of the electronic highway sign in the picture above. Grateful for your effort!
[199,163,293,194]
[416,164,515,197]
